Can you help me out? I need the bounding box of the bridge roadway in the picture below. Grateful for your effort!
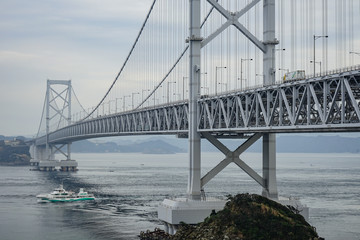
[35,68,360,146]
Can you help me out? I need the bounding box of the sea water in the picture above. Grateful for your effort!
[0,152,359,240]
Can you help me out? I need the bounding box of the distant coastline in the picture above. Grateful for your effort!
[65,134,360,154]
[0,138,30,166]
[1,134,360,162]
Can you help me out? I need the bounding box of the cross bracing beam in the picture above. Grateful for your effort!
[200,132,264,188]
[202,0,265,52]
[34,70,360,146]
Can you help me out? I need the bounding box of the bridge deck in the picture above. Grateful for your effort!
[34,69,360,145]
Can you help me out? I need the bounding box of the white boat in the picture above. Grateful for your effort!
[37,184,95,203]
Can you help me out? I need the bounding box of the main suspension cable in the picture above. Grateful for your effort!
[81,0,157,121]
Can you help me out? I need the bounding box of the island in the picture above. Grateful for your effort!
[140,194,323,240]
[0,138,30,166]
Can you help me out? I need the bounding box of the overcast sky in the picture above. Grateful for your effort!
[1,0,359,139]
[0,0,153,136]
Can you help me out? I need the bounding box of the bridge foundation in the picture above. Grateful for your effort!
[29,144,78,171]
[29,159,40,166]
[38,160,57,171]
[59,160,78,171]
[158,198,226,234]
[158,132,309,233]
[262,133,278,199]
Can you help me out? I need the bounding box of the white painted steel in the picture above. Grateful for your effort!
[33,70,360,146]
[158,198,226,233]
[188,0,202,200]
[262,133,278,199]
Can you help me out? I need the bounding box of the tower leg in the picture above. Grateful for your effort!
[67,143,71,160]
[262,133,278,199]
[187,0,202,200]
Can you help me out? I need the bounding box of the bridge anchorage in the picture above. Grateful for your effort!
[30,80,78,172]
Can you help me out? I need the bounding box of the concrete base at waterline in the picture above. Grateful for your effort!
[29,158,40,166]
[275,197,309,221]
[38,160,57,171]
[158,198,227,234]
[59,160,78,171]
[32,159,78,171]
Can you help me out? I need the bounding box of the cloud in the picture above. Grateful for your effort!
[0,0,153,135]
[1,0,359,136]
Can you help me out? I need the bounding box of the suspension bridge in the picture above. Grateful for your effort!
[29,0,360,233]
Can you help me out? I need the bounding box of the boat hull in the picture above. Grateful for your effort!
[38,197,95,203]
[36,185,95,203]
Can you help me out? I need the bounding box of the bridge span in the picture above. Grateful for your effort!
[30,67,360,232]
[29,0,360,234]
[34,67,360,146]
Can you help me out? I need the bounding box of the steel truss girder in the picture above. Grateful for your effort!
[34,70,360,145]
[35,103,189,145]
[198,70,360,133]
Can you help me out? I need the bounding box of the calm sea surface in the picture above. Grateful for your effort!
[0,152,359,240]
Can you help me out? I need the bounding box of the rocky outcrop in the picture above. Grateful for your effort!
[140,194,322,240]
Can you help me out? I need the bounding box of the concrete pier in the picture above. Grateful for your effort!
[59,160,78,171]
[158,196,309,234]
[276,197,309,221]
[29,158,39,166]
[38,160,57,171]
[158,198,226,234]
[31,159,78,171]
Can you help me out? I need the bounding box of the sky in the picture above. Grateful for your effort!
[0,0,153,136]
[0,0,359,138]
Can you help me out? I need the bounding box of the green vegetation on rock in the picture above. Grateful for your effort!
[140,194,322,240]
[0,139,30,166]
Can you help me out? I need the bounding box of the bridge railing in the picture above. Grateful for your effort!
[198,64,360,100]
[304,64,360,80]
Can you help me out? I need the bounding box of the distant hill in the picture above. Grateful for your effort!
[0,135,28,141]
[277,135,360,153]
[0,139,30,166]
[206,135,360,153]
[1,134,360,154]
[72,139,186,154]
[72,134,360,154]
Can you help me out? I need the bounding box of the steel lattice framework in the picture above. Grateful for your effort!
[34,69,360,146]
[199,69,360,133]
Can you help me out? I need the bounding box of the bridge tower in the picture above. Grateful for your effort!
[261,0,278,199]
[30,80,77,171]
[159,0,282,233]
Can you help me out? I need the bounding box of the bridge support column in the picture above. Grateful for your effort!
[30,144,56,171]
[37,145,57,171]
[187,0,202,200]
[263,0,277,86]
[33,80,78,171]
[30,143,77,171]
[158,0,228,233]
[262,133,278,199]
[29,144,40,166]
